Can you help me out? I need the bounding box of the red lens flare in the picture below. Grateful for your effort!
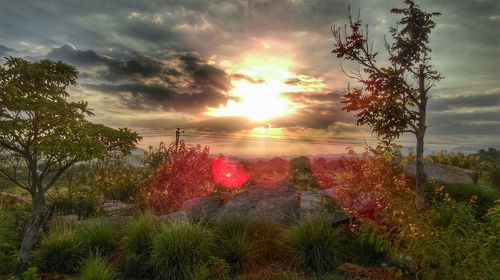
[211,156,249,188]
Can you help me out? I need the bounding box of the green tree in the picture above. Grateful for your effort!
[0,57,141,272]
[332,0,442,210]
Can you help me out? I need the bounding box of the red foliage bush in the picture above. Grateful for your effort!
[309,157,342,189]
[147,142,215,212]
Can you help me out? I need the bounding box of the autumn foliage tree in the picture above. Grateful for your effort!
[147,141,214,212]
[332,0,442,210]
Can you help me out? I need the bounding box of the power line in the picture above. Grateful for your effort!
[137,130,491,147]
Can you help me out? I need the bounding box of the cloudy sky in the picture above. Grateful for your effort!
[0,0,498,156]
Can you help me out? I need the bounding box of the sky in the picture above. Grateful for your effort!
[0,0,498,157]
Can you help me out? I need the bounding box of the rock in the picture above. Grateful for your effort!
[217,184,299,223]
[51,214,78,226]
[80,215,133,228]
[299,189,349,225]
[100,199,136,216]
[182,196,222,220]
[405,160,477,185]
[160,211,189,224]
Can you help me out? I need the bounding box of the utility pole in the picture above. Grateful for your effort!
[175,128,184,152]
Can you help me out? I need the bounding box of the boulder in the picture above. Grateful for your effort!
[182,195,222,219]
[100,199,136,216]
[299,188,348,225]
[160,211,189,224]
[80,215,133,228]
[405,160,477,185]
[217,184,299,223]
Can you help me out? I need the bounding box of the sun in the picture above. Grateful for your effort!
[206,54,299,122]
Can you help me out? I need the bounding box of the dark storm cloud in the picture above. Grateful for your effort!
[85,83,230,113]
[429,94,500,111]
[47,44,170,79]
[0,45,15,56]
[178,53,231,91]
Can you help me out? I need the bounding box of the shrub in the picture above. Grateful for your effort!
[341,228,389,266]
[50,196,97,218]
[281,216,343,273]
[436,183,500,217]
[34,226,85,274]
[403,201,500,279]
[122,212,160,278]
[6,267,40,280]
[151,223,213,280]
[147,141,215,212]
[78,222,119,257]
[76,254,117,280]
[213,216,256,273]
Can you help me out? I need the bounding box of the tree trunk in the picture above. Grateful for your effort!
[14,187,48,274]
[415,64,428,211]
[415,132,426,211]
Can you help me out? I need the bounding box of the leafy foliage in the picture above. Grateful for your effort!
[151,223,213,280]
[147,141,214,212]
[143,141,173,172]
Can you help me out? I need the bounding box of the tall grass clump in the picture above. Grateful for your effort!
[281,216,343,273]
[34,226,85,274]
[151,222,213,280]
[213,216,256,273]
[122,212,160,278]
[247,218,284,263]
[77,222,119,257]
[76,254,117,280]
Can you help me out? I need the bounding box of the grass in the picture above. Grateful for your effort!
[34,226,85,274]
[76,254,117,280]
[121,211,160,278]
[213,216,257,273]
[151,222,213,280]
[77,222,119,257]
[280,216,343,273]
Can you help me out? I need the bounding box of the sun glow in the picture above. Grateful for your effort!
[207,54,300,122]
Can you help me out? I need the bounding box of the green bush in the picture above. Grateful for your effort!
[281,216,343,273]
[6,267,40,280]
[213,216,256,273]
[440,183,499,217]
[34,226,85,274]
[78,222,119,257]
[151,223,213,280]
[405,201,500,279]
[341,229,388,266]
[50,196,97,218]
[76,255,117,280]
[121,212,160,278]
